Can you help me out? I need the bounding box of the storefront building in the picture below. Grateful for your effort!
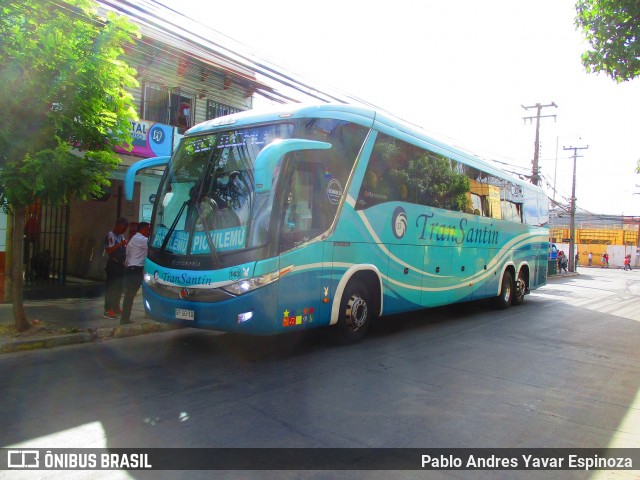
[0,1,280,301]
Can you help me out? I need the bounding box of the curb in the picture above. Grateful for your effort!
[548,272,580,279]
[0,322,182,354]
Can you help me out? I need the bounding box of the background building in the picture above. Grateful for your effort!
[549,209,640,268]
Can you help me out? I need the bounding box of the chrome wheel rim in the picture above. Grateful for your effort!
[503,283,511,302]
[346,295,368,331]
[516,277,526,299]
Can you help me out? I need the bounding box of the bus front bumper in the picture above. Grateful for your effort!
[141,283,282,335]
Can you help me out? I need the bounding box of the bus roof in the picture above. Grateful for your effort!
[185,102,543,194]
[186,103,376,134]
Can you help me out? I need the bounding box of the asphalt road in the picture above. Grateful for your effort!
[1,267,639,480]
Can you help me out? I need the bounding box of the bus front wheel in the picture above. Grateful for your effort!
[493,270,514,310]
[336,280,372,344]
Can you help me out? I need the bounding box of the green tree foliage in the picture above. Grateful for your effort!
[576,0,640,82]
[0,0,139,330]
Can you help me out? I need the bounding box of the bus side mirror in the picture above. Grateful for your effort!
[254,139,331,193]
[124,156,171,201]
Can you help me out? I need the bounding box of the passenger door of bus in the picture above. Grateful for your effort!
[276,160,330,328]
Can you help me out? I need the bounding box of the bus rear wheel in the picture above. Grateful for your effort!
[512,270,526,306]
[493,270,514,310]
[336,280,372,344]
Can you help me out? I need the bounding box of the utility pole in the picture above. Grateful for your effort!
[636,216,640,268]
[522,102,558,186]
[563,145,589,273]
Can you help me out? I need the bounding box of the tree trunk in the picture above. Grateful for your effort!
[11,204,31,332]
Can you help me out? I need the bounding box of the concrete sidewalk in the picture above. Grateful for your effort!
[0,293,180,354]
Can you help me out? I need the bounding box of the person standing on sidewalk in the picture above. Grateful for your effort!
[559,252,569,274]
[104,217,129,319]
[120,222,150,325]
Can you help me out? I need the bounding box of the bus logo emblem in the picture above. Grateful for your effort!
[392,207,408,239]
[327,179,343,205]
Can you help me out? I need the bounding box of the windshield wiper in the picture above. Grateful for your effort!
[158,196,220,267]
[159,200,188,254]
[188,198,220,266]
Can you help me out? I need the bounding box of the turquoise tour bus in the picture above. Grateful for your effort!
[125,103,549,343]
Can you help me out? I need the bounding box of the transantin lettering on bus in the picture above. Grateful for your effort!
[154,271,213,286]
[416,213,499,245]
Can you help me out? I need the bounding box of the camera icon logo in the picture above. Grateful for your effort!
[7,450,39,468]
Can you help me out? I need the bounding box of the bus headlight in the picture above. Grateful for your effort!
[221,265,293,296]
[237,311,253,323]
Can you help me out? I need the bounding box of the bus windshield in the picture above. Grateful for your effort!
[148,119,368,270]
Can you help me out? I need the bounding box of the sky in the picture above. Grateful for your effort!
[162,0,640,216]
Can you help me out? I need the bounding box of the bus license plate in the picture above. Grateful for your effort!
[175,308,195,321]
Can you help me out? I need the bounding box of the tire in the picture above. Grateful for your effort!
[493,270,514,310]
[335,280,373,344]
[512,270,526,306]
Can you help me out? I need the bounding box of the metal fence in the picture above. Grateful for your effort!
[23,201,69,287]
